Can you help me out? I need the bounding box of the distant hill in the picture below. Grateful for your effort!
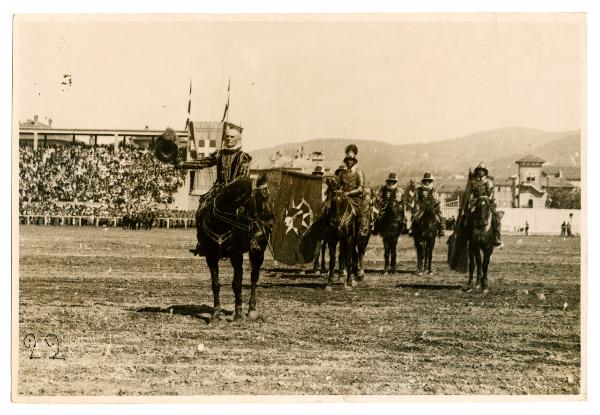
[250,127,581,186]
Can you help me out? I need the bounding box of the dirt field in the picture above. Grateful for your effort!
[17,226,582,396]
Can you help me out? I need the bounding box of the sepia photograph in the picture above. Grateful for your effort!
[12,13,586,401]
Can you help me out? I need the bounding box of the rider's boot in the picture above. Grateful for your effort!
[190,242,206,256]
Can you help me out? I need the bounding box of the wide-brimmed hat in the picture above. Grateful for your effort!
[421,172,435,183]
[386,172,398,182]
[343,144,358,162]
[335,164,346,175]
[474,163,488,176]
[312,165,324,176]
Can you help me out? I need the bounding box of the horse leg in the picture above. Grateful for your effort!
[481,249,492,293]
[390,235,398,274]
[325,240,337,289]
[383,236,390,276]
[312,243,320,274]
[206,253,221,322]
[467,245,475,291]
[320,242,327,274]
[357,236,366,281]
[474,248,483,290]
[230,253,244,320]
[248,249,263,320]
[415,239,423,275]
[427,237,436,275]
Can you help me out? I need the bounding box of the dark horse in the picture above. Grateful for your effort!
[411,198,439,275]
[373,195,404,275]
[197,176,274,321]
[465,196,495,292]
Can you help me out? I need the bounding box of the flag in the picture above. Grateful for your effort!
[447,170,472,272]
[184,79,192,130]
[271,170,323,264]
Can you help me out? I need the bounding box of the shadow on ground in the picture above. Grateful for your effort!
[136,304,234,324]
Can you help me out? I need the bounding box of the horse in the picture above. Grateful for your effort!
[327,188,360,288]
[354,190,373,281]
[373,193,404,275]
[196,175,274,321]
[411,197,439,275]
[465,195,495,293]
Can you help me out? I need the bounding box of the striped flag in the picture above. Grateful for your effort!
[184,79,192,130]
[220,78,230,123]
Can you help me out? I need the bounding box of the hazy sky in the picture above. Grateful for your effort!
[15,15,584,151]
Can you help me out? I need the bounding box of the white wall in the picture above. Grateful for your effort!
[499,208,581,235]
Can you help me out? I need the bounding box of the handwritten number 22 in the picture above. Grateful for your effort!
[23,333,64,360]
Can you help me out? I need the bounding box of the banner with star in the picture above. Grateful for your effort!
[271,170,323,264]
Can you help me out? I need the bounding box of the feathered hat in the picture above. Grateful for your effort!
[474,162,488,176]
[155,127,180,164]
[344,144,358,162]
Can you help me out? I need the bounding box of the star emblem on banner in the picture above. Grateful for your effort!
[283,199,313,235]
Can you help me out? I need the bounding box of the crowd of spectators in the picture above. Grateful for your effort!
[19,143,192,219]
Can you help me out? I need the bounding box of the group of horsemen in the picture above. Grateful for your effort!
[170,126,502,256]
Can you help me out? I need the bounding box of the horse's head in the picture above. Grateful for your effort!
[215,178,254,211]
[251,174,274,230]
[470,196,492,230]
[420,196,439,220]
[328,188,352,229]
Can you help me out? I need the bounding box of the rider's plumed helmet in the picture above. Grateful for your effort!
[474,163,488,176]
[344,144,358,162]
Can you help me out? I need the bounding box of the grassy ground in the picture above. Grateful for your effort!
[17,226,581,396]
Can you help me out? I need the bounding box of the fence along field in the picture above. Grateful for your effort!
[17,226,581,396]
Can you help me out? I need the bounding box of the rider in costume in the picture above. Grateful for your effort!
[468,163,503,247]
[173,124,261,255]
[377,172,401,208]
[337,144,370,236]
[411,172,445,237]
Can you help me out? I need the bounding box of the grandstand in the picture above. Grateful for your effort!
[18,142,196,227]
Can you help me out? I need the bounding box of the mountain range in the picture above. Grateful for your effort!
[250,127,581,186]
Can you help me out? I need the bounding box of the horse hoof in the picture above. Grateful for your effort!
[482,288,489,294]
[350,280,357,288]
[383,272,389,277]
[427,270,434,275]
[314,270,320,275]
[234,313,243,321]
[343,283,352,291]
[324,285,333,292]
[248,310,259,320]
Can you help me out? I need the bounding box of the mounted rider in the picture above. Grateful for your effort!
[337,144,370,236]
[411,172,445,237]
[469,163,503,247]
[377,172,401,208]
[171,124,261,255]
